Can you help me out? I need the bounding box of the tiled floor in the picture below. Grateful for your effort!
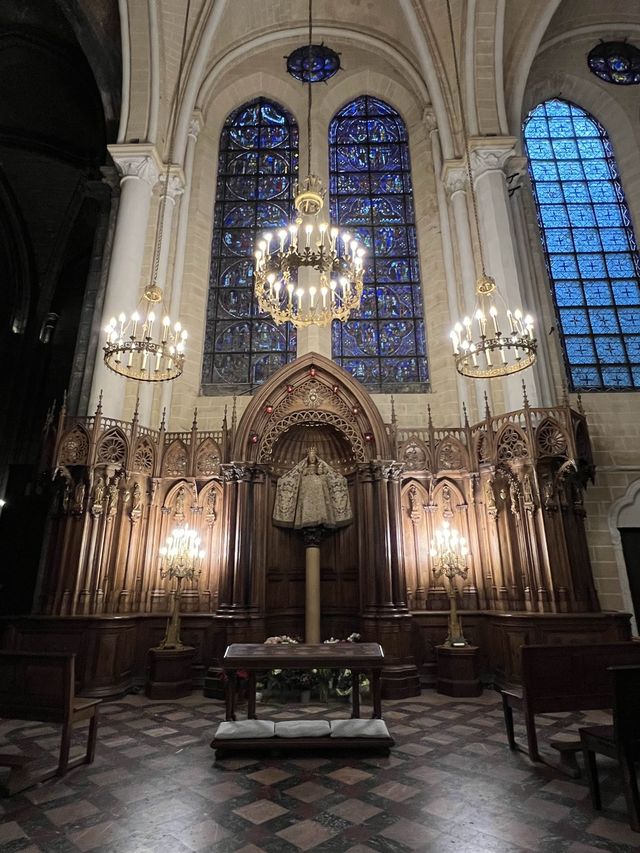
[1,690,638,852]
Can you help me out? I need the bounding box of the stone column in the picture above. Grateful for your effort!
[303,528,323,643]
[161,113,202,421]
[442,163,489,416]
[470,138,543,408]
[137,167,185,427]
[90,144,162,417]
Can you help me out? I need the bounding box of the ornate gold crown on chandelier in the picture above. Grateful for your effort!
[445,0,537,379]
[254,0,364,328]
[103,1,193,382]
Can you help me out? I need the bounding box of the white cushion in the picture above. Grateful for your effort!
[275,720,331,738]
[214,720,275,740]
[330,719,390,738]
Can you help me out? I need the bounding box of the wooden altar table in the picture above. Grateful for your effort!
[222,642,385,721]
[211,642,393,754]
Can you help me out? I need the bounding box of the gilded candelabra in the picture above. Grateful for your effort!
[431,521,470,647]
[158,525,205,649]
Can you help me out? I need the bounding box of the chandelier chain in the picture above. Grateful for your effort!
[306,0,313,176]
[445,0,486,278]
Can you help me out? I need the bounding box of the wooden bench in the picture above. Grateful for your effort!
[0,651,100,795]
[499,642,640,766]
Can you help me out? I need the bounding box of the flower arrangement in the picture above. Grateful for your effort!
[258,632,366,702]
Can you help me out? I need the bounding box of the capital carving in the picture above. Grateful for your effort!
[158,169,185,201]
[188,111,203,140]
[442,164,467,198]
[107,143,162,188]
[422,107,437,134]
[221,462,255,483]
[469,137,518,181]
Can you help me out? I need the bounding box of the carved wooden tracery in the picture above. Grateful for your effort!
[39,355,600,659]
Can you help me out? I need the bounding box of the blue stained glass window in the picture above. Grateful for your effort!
[202,99,298,393]
[329,96,428,391]
[524,99,640,391]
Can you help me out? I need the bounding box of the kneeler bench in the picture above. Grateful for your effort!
[498,642,640,771]
[211,718,393,755]
[211,642,394,755]
[0,651,100,795]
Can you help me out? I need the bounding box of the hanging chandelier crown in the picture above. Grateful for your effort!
[254,0,364,328]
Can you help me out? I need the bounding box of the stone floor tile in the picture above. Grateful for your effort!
[233,799,289,824]
[285,781,333,803]
[276,818,339,850]
[586,816,640,846]
[370,780,420,802]
[379,817,442,849]
[327,798,381,824]
[45,798,99,826]
[0,820,26,843]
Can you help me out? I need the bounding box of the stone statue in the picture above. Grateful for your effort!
[273,447,352,530]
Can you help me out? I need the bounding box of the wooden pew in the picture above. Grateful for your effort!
[0,651,100,795]
[499,642,640,764]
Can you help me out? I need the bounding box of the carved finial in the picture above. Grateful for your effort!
[132,394,140,423]
[484,391,491,420]
[521,380,530,409]
[561,381,569,408]
[462,401,469,428]
[222,404,228,431]
[427,404,433,429]
[160,407,166,430]
[576,392,585,415]
[231,395,237,431]
[390,395,397,426]
[192,407,198,430]
[91,390,101,418]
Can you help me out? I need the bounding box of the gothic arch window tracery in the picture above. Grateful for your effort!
[329,96,428,392]
[202,98,298,393]
[524,98,640,391]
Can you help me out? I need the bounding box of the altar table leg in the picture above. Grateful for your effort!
[247,672,257,719]
[372,668,382,719]
[351,671,360,719]
[225,672,236,721]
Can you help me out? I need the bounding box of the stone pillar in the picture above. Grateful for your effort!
[442,163,489,416]
[161,112,202,421]
[303,528,323,643]
[470,138,543,408]
[137,168,185,427]
[90,144,161,417]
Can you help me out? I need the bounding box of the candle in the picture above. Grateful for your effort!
[155,350,162,372]
[162,316,170,342]
[321,286,328,308]
[278,229,287,252]
[450,330,459,354]
[475,309,486,337]
[147,311,155,338]
[489,305,499,334]
[305,224,313,248]
[309,286,316,309]
[463,316,472,341]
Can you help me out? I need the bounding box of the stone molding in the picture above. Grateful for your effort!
[441,161,468,198]
[468,136,518,181]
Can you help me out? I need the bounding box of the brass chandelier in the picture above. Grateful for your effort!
[445,0,537,379]
[254,0,364,328]
[103,1,192,382]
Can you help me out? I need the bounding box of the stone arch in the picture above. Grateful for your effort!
[232,352,391,462]
[608,478,640,633]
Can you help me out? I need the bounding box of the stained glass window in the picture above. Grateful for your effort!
[202,98,298,393]
[524,99,640,391]
[329,96,428,392]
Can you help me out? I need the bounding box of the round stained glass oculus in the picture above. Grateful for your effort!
[587,41,640,85]
[286,44,341,82]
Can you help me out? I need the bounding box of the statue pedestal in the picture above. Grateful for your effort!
[436,645,482,697]
[146,646,195,699]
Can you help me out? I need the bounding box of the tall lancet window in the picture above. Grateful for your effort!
[202,98,298,393]
[329,96,428,392]
[524,98,640,390]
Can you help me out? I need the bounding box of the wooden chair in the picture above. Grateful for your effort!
[579,665,640,833]
[0,651,100,795]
